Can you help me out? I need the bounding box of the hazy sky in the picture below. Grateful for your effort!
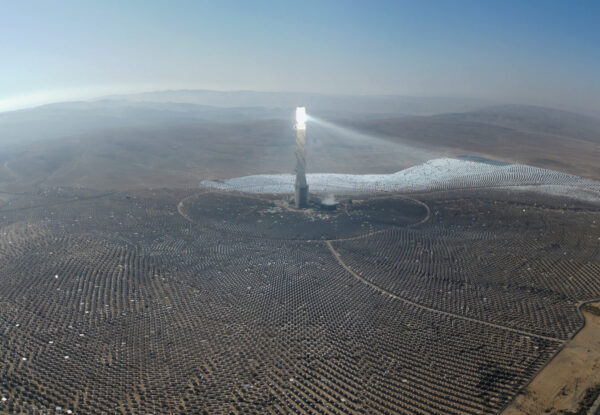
[1,0,599,112]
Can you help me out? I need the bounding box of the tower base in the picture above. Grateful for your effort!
[295,184,309,208]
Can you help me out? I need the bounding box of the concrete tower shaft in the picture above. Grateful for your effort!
[294,107,308,208]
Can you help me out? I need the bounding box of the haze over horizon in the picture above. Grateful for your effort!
[1,0,599,114]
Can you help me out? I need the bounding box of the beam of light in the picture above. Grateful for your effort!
[308,115,436,161]
[295,106,307,130]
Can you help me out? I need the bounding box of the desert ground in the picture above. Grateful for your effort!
[504,302,600,414]
[1,95,600,414]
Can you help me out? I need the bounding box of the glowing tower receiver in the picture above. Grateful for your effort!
[294,107,309,208]
[296,107,307,129]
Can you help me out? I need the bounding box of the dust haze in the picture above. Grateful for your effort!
[1,91,599,193]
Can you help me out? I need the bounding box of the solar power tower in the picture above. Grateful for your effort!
[294,107,309,208]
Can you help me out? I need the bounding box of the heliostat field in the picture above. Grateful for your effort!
[0,181,599,414]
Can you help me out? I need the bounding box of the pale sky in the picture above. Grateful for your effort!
[1,0,599,113]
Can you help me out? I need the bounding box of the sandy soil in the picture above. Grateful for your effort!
[503,301,600,415]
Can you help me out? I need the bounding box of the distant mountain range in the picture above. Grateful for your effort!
[0,90,598,192]
[102,89,492,116]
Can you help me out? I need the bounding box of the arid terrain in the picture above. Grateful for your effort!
[504,302,600,414]
[1,97,599,193]
[3,0,600,408]
[1,95,600,414]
